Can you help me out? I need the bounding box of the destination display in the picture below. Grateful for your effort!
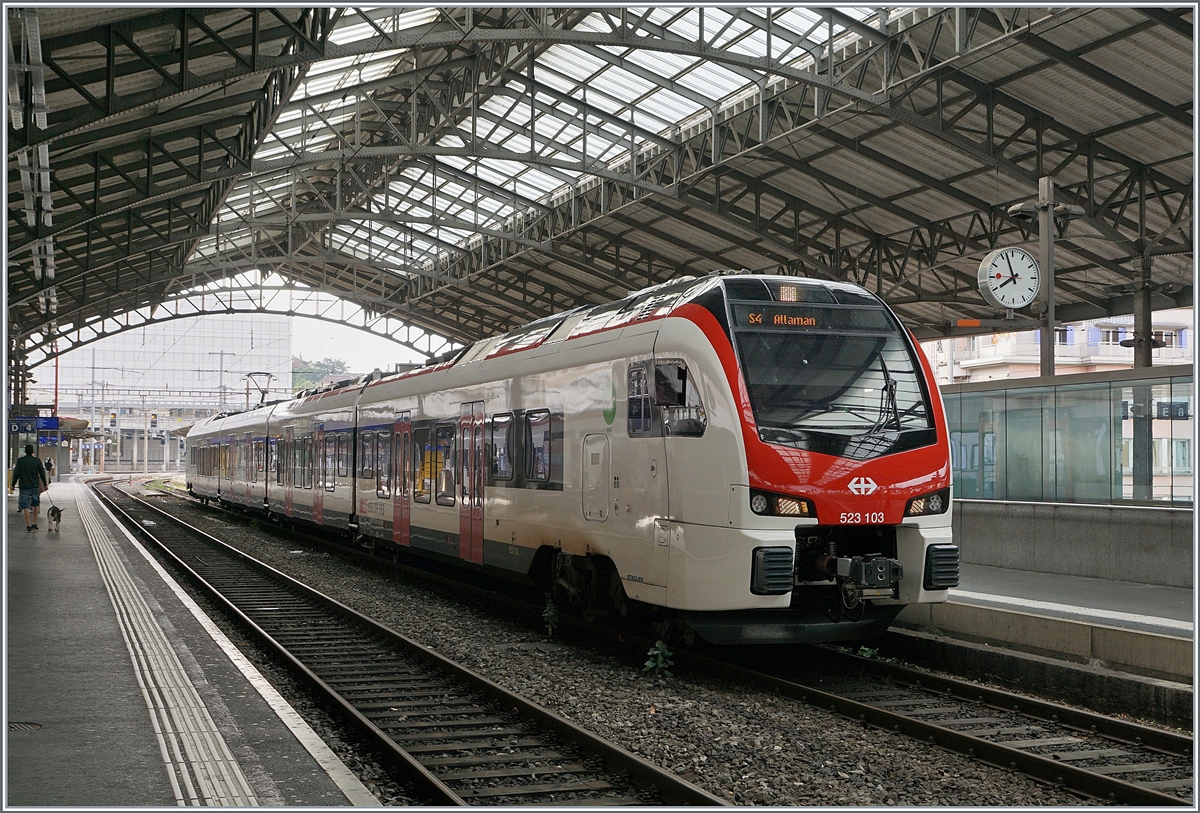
[731,303,892,332]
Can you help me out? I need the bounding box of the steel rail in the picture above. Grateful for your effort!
[95,481,726,807]
[816,647,1193,757]
[672,649,1191,807]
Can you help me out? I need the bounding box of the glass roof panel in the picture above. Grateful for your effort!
[216,6,891,287]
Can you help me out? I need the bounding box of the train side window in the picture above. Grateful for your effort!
[376,430,392,499]
[627,366,652,436]
[271,439,281,484]
[655,359,707,437]
[526,410,552,482]
[304,436,314,489]
[337,433,349,477]
[361,432,375,479]
[491,414,514,480]
[324,435,336,491]
[435,423,456,505]
[413,425,432,503]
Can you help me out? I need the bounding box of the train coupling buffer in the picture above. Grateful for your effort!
[837,556,903,602]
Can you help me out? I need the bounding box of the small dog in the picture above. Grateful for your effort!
[46,504,63,533]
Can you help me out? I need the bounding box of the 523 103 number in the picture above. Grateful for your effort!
[838,512,885,524]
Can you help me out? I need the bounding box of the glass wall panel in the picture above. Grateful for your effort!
[1169,377,1193,504]
[1053,385,1113,503]
[1004,387,1052,501]
[943,373,1191,506]
[952,393,1006,499]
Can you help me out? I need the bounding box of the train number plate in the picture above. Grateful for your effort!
[838,512,885,524]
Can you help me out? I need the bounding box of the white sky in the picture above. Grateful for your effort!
[290,317,428,374]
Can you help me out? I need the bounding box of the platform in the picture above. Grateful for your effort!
[955,562,1193,640]
[5,479,379,807]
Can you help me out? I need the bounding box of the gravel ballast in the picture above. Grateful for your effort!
[151,494,1100,806]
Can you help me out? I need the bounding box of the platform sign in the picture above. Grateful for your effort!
[1156,401,1190,420]
[8,417,35,434]
[38,435,59,447]
[36,416,58,430]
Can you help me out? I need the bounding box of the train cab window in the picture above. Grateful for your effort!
[655,359,707,437]
[221,443,229,478]
[526,410,552,482]
[337,433,349,477]
[252,440,262,483]
[272,439,282,485]
[376,430,392,499]
[413,425,432,503]
[491,414,514,480]
[361,432,375,479]
[324,435,336,491]
[627,367,652,436]
[435,423,456,506]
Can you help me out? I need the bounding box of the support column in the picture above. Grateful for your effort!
[1130,254,1155,501]
[1038,177,1056,377]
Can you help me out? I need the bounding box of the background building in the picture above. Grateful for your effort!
[923,309,1192,384]
[27,314,293,472]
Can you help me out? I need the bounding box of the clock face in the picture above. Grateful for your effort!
[978,248,1040,309]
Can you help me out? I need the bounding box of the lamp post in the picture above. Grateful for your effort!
[1006,176,1084,377]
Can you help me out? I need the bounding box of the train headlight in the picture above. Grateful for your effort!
[905,488,950,517]
[750,489,815,518]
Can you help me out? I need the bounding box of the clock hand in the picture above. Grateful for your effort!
[998,273,1018,288]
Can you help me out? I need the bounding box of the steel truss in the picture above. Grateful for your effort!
[8,6,1193,361]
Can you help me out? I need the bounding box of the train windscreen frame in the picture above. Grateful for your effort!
[727,289,936,460]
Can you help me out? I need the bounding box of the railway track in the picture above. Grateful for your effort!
[93,481,723,807]
[145,479,1193,805]
[695,646,1193,806]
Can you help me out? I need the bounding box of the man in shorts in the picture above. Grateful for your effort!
[9,445,49,532]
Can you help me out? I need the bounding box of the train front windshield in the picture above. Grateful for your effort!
[729,294,934,457]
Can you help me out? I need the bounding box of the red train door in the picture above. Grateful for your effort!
[313,423,324,524]
[392,412,411,546]
[284,427,294,517]
[458,401,484,564]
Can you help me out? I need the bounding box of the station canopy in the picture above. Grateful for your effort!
[7,7,1193,366]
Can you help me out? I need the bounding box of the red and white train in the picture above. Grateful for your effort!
[187,274,958,644]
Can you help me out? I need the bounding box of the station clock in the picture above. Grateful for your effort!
[977,247,1041,310]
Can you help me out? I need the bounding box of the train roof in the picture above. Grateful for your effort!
[282,273,882,400]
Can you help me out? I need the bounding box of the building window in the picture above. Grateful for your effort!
[491,414,514,480]
[526,410,552,482]
[1172,439,1192,473]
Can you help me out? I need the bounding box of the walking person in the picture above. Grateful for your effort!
[10,445,49,532]
[44,456,54,482]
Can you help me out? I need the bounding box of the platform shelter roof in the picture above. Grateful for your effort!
[7,7,1193,366]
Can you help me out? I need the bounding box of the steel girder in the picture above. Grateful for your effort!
[8,8,338,353]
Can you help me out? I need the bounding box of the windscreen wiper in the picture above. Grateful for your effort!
[872,356,901,433]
